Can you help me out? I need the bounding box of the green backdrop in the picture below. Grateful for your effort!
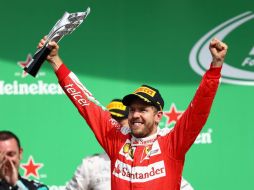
[1,0,253,189]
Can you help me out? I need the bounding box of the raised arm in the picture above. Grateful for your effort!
[169,38,228,159]
[209,38,228,67]
[37,36,63,71]
[37,37,120,156]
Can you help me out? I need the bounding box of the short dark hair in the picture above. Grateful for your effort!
[0,130,21,149]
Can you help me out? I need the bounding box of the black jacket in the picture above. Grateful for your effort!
[0,176,48,190]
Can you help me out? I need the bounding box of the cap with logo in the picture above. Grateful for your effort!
[106,99,129,120]
[122,84,164,111]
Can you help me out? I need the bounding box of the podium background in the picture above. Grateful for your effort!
[0,0,253,189]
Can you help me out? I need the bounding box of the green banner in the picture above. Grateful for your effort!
[0,0,253,189]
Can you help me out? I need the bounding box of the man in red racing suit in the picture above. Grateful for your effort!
[38,37,227,190]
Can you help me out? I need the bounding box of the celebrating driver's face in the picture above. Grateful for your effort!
[128,99,162,138]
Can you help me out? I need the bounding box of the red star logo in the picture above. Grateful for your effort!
[21,156,43,179]
[17,54,32,77]
[163,103,183,126]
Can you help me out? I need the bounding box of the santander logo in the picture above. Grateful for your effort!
[113,160,166,182]
[189,11,254,86]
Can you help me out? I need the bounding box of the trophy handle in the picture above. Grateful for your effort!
[24,45,52,77]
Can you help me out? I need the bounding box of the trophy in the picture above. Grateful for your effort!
[24,7,91,77]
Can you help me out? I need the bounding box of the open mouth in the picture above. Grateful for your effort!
[131,121,143,129]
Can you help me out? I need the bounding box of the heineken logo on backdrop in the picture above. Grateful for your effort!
[189,11,254,86]
[161,103,212,144]
[21,156,46,179]
[0,54,64,95]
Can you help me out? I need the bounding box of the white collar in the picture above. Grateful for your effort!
[131,128,160,146]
